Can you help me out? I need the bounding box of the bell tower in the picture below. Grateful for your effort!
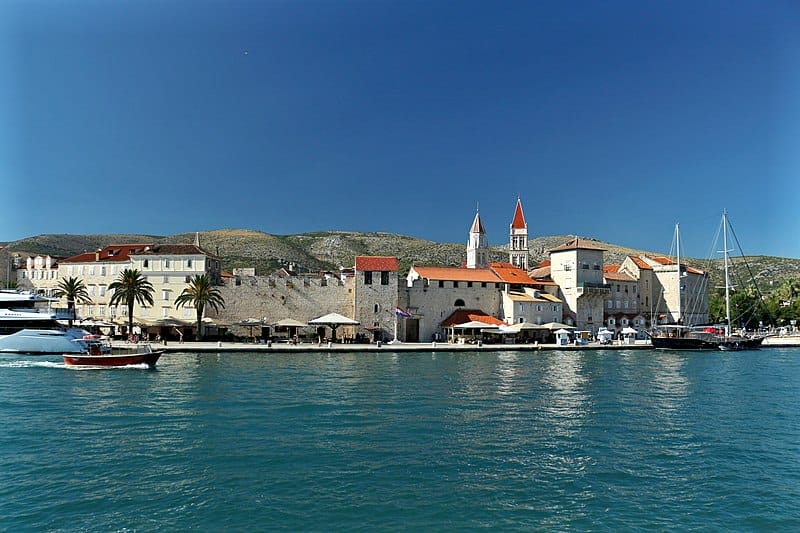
[509,198,528,270]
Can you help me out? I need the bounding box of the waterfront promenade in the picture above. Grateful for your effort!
[141,339,656,354]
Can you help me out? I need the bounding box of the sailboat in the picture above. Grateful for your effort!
[648,211,764,351]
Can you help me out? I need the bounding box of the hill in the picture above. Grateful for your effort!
[3,230,799,293]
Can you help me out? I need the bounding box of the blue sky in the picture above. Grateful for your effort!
[3,1,799,259]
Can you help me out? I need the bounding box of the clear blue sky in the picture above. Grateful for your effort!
[3,1,799,258]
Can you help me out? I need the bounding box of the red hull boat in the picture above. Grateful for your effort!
[63,340,164,368]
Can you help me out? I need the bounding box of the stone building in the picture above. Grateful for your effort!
[547,237,610,332]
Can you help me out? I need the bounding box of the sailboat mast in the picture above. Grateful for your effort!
[723,210,732,336]
[675,223,681,325]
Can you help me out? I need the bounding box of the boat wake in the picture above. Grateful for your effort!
[64,363,154,371]
[0,360,65,369]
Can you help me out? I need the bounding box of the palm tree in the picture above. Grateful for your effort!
[54,276,92,327]
[109,268,154,337]
[174,273,225,340]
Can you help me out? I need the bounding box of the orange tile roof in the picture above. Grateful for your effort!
[604,264,621,273]
[650,256,676,266]
[61,244,153,263]
[535,259,551,268]
[355,256,398,272]
[510,198,526,229]
[441,309,506,328]
[489,262,536,285]
[603,271,636,282]
[411,266,500,283]
[629,256,653,270]
[529,266,551,280]
[548,237,606,253]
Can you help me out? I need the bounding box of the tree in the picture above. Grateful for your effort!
[109,269,154,336]
[174,273,225,340]
[54,276,92,327]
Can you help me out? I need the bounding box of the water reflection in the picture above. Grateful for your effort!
[541,351,589,438]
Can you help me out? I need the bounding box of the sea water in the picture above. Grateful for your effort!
[1,349,799,531]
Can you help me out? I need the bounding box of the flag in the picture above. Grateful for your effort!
[394,307,412,319]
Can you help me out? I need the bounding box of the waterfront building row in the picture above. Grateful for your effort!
[13,200,708,341]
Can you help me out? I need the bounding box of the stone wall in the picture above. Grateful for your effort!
[216,274,355,336]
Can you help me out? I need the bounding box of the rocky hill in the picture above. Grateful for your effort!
[3,230,799,293]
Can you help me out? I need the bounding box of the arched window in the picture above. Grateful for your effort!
[454,299,465,307]
[374,304,380,313]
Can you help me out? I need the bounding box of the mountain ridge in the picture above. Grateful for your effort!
[3,230,799,292]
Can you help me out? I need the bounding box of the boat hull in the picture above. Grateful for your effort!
[651,335,764,351]
[63,351,163,368]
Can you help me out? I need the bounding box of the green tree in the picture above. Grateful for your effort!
[54,276,92,327]
[109,269,154,336]
[174,273,225,340]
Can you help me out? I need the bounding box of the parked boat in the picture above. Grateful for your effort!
[62,340,164,368]
[648,211,765,351]
[0,290,89,356]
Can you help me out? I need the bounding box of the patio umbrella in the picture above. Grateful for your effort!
[308,313,359,342]
[234,318,263,340]
[273,318,308,340]
[542,322,576,330]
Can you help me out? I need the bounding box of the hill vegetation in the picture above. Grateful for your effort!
[3,230,799,296]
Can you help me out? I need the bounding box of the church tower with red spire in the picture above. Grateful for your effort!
[509,198,529,270]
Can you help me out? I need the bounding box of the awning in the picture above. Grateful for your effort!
[273,318,308,328]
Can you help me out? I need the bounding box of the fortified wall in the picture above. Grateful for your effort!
[216,273,354,328]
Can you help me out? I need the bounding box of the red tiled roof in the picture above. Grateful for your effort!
[529,266,551,280]
[604,271,636,282]
[535,259,551,268]
[489,262,535,285]
[650,256,676,266]
[132,244,212,256]
[411,266,500,283]
[548,237,606,253]
[604,265,621,273]
[441,309,506,328]
[355,256,398,272]
[61,244,153,263]
[510,198,526,229]
[629,256,653,270]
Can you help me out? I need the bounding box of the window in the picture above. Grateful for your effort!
[100,266,106,276]
[374,304,379,313]
[162,307,169,317]
[481,282,487,288]
[581,262,589,270]
[616,284,620,292]
[453,281,459,288]
[78,266,84,275]
[616,300,621,309]
[607,300,613,309]
[88,285,96,297]
[111,266,117,276]
[97,306,105,316]
[67,266,74,276]
[438,281,444,288]
[467,282,473,288]
[364,271,373,285]
[89,266,95,276]
[186,259,193,268]
[162,290,170,301]
[164,259,171,268]
[164,276,169,284]
[143,259,149,268]
[454,299,465,307]
[99,285,106,297]
[536,304,542,312]
[380,271,389,285]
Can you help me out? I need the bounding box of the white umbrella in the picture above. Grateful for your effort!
[621,327,638,334]
[309,313,359,341]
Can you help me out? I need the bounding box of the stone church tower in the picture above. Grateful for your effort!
[466,210,489,269]
[509,198,529,270]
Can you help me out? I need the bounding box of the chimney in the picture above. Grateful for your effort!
[95,249,101,261]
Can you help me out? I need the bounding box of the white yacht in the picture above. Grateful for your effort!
[0,290,89,356]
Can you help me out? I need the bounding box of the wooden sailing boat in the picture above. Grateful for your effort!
[648,211,764,350]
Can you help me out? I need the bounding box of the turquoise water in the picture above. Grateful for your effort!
[2,349,799,531]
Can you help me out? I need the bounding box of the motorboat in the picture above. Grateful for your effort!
[0,290,89,356]
[63,339,164,368]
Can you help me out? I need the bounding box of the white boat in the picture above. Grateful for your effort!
[0,290,90,356]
